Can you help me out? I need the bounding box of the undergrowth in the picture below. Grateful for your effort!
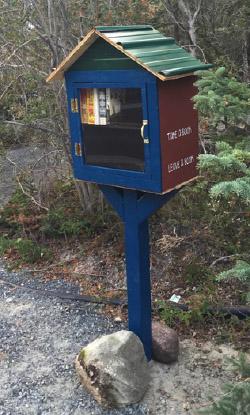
[0,182,119,265]
[0,236,51,264]
[198,353,250,415]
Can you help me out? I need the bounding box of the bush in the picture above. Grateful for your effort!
[40,207,100,238]
[217,260,250,304]
[198,354,250,415]
[194,67,250,128]
[0,236,51,264]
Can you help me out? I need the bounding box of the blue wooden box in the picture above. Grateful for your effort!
[47,25,211,194]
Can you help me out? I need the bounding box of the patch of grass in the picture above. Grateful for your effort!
[40,207,103,238]
[0,236,14,256]
[157,300,208,328]
[183,259,212,285]
[0,189,33,233]
[198,353,250,415]
[0,236,52,264]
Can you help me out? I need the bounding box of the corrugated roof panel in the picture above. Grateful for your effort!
[145,57,194,68]
[95,25,153,32]
[113,34,167,44]
[106,29,160,39]
[161,63,211,76]
[96,26,212,78]
[47,25,212,82]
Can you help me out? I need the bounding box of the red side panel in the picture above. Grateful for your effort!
[158,76,199,192]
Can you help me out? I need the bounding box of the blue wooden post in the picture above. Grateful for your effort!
[99,185,179,360]
[123,190,152,360]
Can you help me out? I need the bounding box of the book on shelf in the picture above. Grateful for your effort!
[80,88,112,125]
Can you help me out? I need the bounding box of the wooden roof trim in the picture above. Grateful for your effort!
[46,29,97,82]
[46,28,195,83]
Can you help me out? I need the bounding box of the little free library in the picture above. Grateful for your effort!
[47,25,211,359]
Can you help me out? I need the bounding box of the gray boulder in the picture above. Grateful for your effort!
[152,321,179,363]
[75,330,150,408]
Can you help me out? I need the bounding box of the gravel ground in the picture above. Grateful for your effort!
[0,261,148,415]
[0,261,241,415]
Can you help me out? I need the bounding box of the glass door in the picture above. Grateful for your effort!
[75,84,149,173]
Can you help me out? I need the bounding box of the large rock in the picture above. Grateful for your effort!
[152,321,179,364]
[75,330,150,408]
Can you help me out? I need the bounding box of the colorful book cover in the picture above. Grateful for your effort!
[93,88,100,125]
[86,89,95,124]
[80,89,88,124]
[80,88,111,125]
[98,88,107,125]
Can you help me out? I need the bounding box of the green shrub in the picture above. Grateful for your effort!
[0,236,51,264]
[216,260,250,304]
[157,300,208,328]
[0,236,14,256]
[183,259,212,285]
[198,354,250,415]
[194,67,250,128]
[40,207,97,238]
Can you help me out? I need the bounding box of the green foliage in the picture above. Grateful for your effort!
[40,207,97,238]
[14,238,51,263]
[183,259,211,285]
[210,177,250,204]
[194,68,250,127]
[228,353,250,378]
[0,236,51,264]
[198,354,250,415]
[199,154,247,176]
[216,260,250,304]
[0,190,32,232]
[158,301,192,327]
[199,141,250,204]
[0,237,14,256]
[158,299,209,328]
[217,260,250,283]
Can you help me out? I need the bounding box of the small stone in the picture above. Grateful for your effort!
[152,321,179,364]
[183,402,190,411]
[75,330,149,408]
[114,317,122,323]
[208,350,222,362]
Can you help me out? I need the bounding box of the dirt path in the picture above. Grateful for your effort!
[0,261,240,415]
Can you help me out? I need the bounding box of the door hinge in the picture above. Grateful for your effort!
[75,142,82,156]
[71,98,79,113]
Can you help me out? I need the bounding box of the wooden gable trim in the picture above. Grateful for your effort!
[46,29,98,83]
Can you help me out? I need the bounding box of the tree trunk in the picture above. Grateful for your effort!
[242,33,249,82]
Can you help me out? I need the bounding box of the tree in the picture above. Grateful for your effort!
[0,0,156,211]
[161,0,203,56]
[193,67,250,128]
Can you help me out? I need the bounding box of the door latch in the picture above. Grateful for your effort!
[141,120,149,144]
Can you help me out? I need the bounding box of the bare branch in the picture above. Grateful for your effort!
[5,157,49,212]
[0,76,21,102]
[210,254,250,268]
[161,1,187,33]
[0,38,38,69]
[3,120,69,139]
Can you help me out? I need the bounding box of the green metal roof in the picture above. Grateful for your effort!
[95,25,212,77]
[47,25,212,83]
